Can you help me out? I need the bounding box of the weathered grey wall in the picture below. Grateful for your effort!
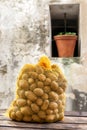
[0,0,87,111]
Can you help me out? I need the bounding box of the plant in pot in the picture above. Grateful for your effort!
[54,13,78,57]
[54,32,77,57]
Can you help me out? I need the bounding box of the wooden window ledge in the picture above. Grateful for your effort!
[0,110,87,130]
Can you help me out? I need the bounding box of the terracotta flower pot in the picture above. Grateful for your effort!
[54,35,77,57]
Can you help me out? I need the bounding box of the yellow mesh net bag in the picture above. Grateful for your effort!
[7,56,67,123]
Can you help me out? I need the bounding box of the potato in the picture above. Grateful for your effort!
[57,100,62,107]
[29,72,38,79]
[57,87,63,95]
[38,111,46,119]
[9,111,16,120]
[12,100,16,106]
[22,64,35,73]
[58,105,64,113]
[31,103,39,113]
[59,78,66,84]
[49,102,58,110]
[22,73,29,80]
[49,91,59,101]
[32,114,41,122]
[46,114,55,122]
[37,81,44,88]
[25,91,37,102]
[44,78,51,85]
[29,83,37,91]
[46,109,53,115]
[42,93,48,100]
[58,101,64,111]
[33,88,44,96]
[62,99,66,106]
[41,100,49,110]
[28,78,34,84]
[58,112,64,120]
[51,81,58,91]
[38,74,46,81]
[51,64,59,71]
[13,106,19,112]
[35,65,44,74]
[16,98,26,107]
[23,116,32,122]
[46,72,58,81]
[53,71,59,77]
[21,106,32,115]
[17,89,26,98]
[59,93,65,100]
[60,83,67,91]
[58,74,67,82]
[18,79,29,90]
[36,98,43,106]
[54,109,58,114]
[16,110,23,121]
[55,113,59,121]
[27,100,32,106]
[58,100,65,112]
[44,86,51,93]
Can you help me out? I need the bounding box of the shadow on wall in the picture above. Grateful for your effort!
[67,89,87,112]
[73,89,87,112]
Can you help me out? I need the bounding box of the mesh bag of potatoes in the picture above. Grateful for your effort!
[7,56,67,123]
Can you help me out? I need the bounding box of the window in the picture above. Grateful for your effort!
[49,4,80,57]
